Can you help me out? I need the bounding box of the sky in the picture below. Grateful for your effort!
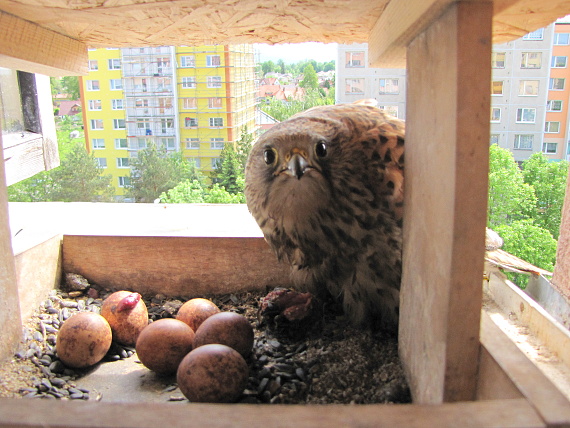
[255,42,338,63]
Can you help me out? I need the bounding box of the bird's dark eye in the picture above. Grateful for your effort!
[315,140,327,157]
[263,148,277,165]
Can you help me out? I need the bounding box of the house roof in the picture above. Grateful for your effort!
[2,0,570,75]
[56,100,81,116]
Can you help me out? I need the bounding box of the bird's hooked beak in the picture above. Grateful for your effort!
[285,151,309,180]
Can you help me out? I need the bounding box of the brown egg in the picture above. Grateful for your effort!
[101,291,148,346]
[135,319,195,375]
[177,344,248,403]
[177,298,220,332]
[56,312,112,368]
[193,312,254,357]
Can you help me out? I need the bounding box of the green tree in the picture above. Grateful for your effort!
[261,61,276,75]
[61,76,80,100]
[235,126,254,169]
[50,143,114,202]
[488,144,536,227]
[276,59,286,74]
[127,143,201,202]
[522,153,568,239]
[159,179,206,203]
[205,183,245,203]
[323,61,335,72]
[494,219,557,287]
[212,142,244,195]
[299,64,319,90]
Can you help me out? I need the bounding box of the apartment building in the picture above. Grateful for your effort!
[336,43,407,120]
[80,45,257,198]
[336,22,570,162]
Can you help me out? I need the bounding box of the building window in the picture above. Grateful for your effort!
[210,138,224,149]
[110,79,123,90]
[345,51,365,67]
[523,29,544,40]
[117,158,130,168]
[88,100,102,110]
[211,158,221,169]
[543,142,558,154]
[492,52,506,68]
[545,122,561,133]
[516,108,536,123]
[90,119,103,130]
[160,119,174,134]
[186,138,200,149]
[115,138,128,149]
[108,59,121,70]
[190,157,201,168]
[490,134,500,145]
[180,56,195,67]
[379,79,399,95]
[137,138,147,149]
[118,176,131,187]
[554,33,570,45]
[183,98,197,109]
[88,60,98,71]
[86,80,100,91]
[377,105,399,117]
[113,119,126,129]
[547,100,563,111]
[519,80,539,96]
[137,119,150,130]
[514,134,534,150]
[551,56,568,68]
[209,117,224,127]
[491,107,501,122]
[95,158,107,168]
[135,98,149,108]
[112,99,124,110]
[208,98,223,109]
[206,55,221,67]
[182,77,196,88]
[345,78,364,94]
[92,138,105,149]
[520,52,541,69]
[185,117,198,128]
[491,81,504,95]
[207,76,222,88]
[550,78,566,90]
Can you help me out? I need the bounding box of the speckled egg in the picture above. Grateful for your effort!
[176,344,248,403]
[56,312,112,368]
[135,318,195,375]
[176,298,220,332]
[193,311,254,358]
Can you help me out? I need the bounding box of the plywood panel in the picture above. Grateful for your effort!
[62,235,291,297]
[399,2,492,404]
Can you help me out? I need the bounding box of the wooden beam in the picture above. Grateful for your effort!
[480,312,570,427]
[399,2,492,403]
[368,0,456,68]
[0,10,88,76]
[62,235,291,297]
[0,396,545,428]
[0,131,23,361]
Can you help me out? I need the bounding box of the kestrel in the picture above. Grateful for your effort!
[245,104,405,330]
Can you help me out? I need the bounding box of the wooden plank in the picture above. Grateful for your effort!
[553,162,570,300]
[399,1,492,403]
[477,346,523,400]
[62,235,291,297]
[368,0,455,68]
[0,10,87,76]
[0,397,545,428]
[0,132,23,361]
[14,234,62,323]
[481,312,570,427]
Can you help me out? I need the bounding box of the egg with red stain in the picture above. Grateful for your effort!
[135,318,195,375]
[177,344,248,402]
[193,312,254,358]
[56,312,112,368]
[176,298,220,332]
[101,291,148,346]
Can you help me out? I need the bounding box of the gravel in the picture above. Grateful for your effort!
[0,276,410,404]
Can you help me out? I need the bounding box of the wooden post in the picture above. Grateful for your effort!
[400,1,492,403]
[552,163,570,301]
[0,131,23,361]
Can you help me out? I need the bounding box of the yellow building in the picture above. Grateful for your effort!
[80,45,257,199]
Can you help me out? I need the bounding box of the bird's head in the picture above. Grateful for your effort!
[244,115,347,229]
